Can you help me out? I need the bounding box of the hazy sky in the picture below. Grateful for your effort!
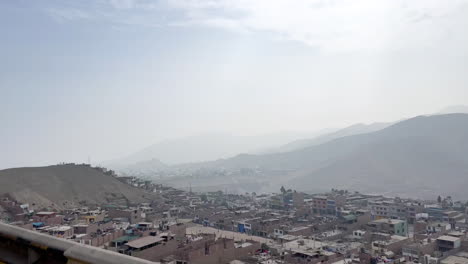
[1,0,468,169]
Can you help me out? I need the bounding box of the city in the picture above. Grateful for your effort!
[1,163,468,263]
[2,0,468,263]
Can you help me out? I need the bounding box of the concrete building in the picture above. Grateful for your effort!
[437,235,461,252]
[312,196,328,215]
[371,235,410,256]
[402,239,437,262]
[367,218,408,236]
[427,222,451,233]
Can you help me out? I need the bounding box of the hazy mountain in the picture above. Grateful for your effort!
[288,113,468,198]
[269,122,392,153]
[438,105,468,114]
[160,114,468,199]
[0,164,157,210]
[105,131,326,170]
[118,158,168,177]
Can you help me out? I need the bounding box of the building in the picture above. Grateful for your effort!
[312,196,328,215]
[367,219,408,236]
[426,222,451,233]
[425,205,445,221]
[437,235,461,252]
[312,195,345,216]
[108,208,145,224]
[125,236,165,254]
[371,235,410,256]
[369,200,408,220]
[402,239,437,262]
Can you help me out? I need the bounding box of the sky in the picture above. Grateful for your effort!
[1,0,468,169]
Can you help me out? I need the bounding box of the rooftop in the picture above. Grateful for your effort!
[36,212,56,215]
[438,235,461,242]
[125,236,164,249]
[371,218,405,224]
[314,196,328,200]
[441,256,468,264]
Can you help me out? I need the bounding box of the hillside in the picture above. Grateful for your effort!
[0,164,157,210]
[117,158,169,177]
[288,114,468,198]
[104,131,321,170]
[270,122,392,153]
[159,114,468,199]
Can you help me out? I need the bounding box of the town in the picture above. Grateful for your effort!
[1,165,468,264]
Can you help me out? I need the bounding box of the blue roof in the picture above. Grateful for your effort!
[32,222,45,227]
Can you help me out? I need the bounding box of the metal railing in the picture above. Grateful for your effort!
[0,222,159,264]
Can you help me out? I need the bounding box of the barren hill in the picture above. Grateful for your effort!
[0,164,157,210]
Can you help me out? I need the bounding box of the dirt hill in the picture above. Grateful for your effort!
[0,164,157,210]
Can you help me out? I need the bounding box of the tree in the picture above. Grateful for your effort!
[280,186,286,194]
[437,195,442,203]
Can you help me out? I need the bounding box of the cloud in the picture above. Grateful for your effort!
[166,0,468,52]
[47,7,94,22]
[43,0,468,52]
[45,0,164,27]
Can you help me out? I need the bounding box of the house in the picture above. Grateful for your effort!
[132,234,259,264]
[73,224,97,235]
[367,218,408,236]
[125,235,165,254]
[81,210,105,224]
[312,196,328,215]
[39,225,74,238]
[108,208,145,224]
[352,230,366,239]
[437,235,461,252]
[402,239,437,262]
[110,235,139,251]
[371,234,410,255]
[426,222,451,233]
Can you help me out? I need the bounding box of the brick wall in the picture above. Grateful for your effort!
[90,229,125,247]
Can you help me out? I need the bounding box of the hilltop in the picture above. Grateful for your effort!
[0,164,158,210]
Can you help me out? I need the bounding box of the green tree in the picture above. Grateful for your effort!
[261,243,270,251]
[280,186,286,194]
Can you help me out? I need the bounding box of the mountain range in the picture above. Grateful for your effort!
[267,122,393,153]
[106,123,398,175]
[152,113,468,199]
[3,109,468,202]
[103,131,331,170]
